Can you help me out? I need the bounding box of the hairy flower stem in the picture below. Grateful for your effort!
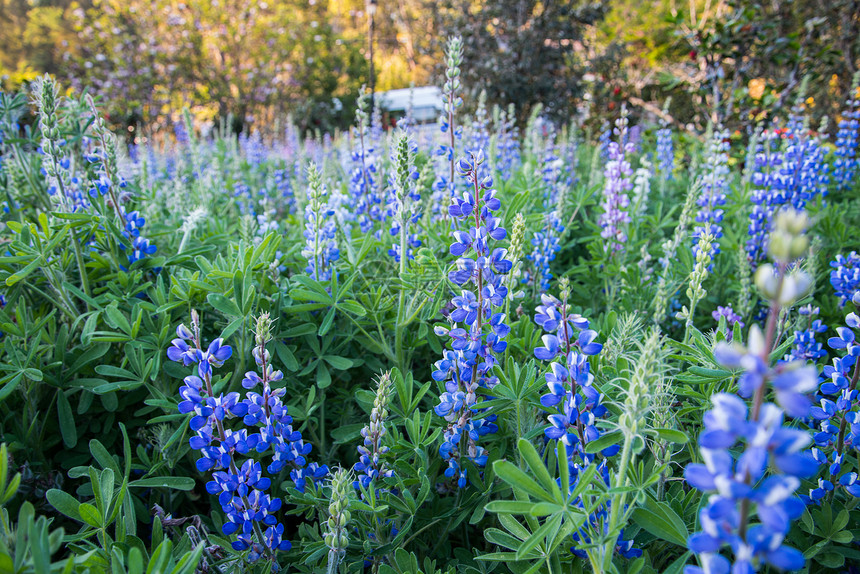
[602,431,634,571]
[395,222,408,370]
[738,262,785,542]
[48,150,91,302]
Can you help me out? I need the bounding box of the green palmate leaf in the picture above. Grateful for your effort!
[516,438,561,502]
[493,460,556,503]
[631,497,688,547]
[207,293,241,317]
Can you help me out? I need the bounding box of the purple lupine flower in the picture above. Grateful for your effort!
[532,283,640,558]
[598,108,634,253]
[804,291,860,504]
[686,209,816,574]
[712,305,744,341]
[494,105,521,182]
[746,130,782,267]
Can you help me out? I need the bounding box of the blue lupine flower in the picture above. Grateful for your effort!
[273,167,296,214]
[435,36,464,195]
[532,286,641,558]
[494,106,521,182]
[778,123,829,211]
[802,292,860,503]
[830,252,860,307]
[833,95,860,191]
[712,305,744,341]
[598,121,611,161]
[433,148,511,489]
[350,93,385,233]
[527,211,563,293]
[784,305,827,363]
[167,312,328,566]
[693,128,729,257]
[746,131,782,266]
[686,324,816,571]
[656,125,674,180]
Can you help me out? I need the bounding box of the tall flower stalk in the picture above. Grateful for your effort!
[598,107,633,255]
[653,182,699,324]
[391,132,421,368]
[34,76,91,301]
[679,231,715,343]
[437,36,463,208]
[433,149,511,489]
[302,163,339,282]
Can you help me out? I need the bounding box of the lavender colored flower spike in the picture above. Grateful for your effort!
[712,305,744,340]
[527,211,563,293]
[745,129,782,267]
[532,278,641,559]
[803,291,860,504]
[433,148,511,490]
[656,124,674,180]
[598,107,634,253]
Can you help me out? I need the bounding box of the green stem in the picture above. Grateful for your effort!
[395,214,408,369]
[69,227,91,299]
[603,431,634,572]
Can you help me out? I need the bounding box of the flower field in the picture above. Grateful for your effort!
[2,32,860,574]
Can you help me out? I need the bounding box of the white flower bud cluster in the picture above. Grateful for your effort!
[324,468,353,563]
[754,208,813,306]
[505,213,526,300]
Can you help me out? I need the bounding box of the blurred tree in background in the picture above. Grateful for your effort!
[1,0,859,133]
[436,0,607,123]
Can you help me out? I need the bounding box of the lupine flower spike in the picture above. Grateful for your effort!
[433,148,511,489]
[685,209,817,574]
